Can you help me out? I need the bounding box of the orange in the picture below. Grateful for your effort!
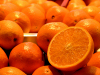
[75,19,100,51]
[94,12,100,23]
[63,9,91,27]
[82,6,100,18]
[5,11,31,33]
[67,3,86,11]
[0,20,23,50]
[28,3,45,14]
[87,52,100,68]
[0,67,27,75]
[32,65,61,75]
[0,0,7,4]
[9,0,30,10]
[21,5,45,33]
[68,0,86,5]
[40,1,59,13]
[0,2,20,20]
[46,6,69,23]
[47,27,94,71]
[25,0,47,4]
[88,0,100,7]
[9,42,44,74]
[0,47,8,69]
[73,66,100,75]
[37,22,68,53]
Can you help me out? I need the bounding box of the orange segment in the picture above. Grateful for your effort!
[47,27,94,71]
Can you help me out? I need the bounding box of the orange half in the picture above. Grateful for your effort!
[47,27,94,71]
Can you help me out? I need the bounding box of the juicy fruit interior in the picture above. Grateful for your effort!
[48,28,89,66]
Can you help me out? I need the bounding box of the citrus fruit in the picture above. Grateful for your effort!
[66,3,86,11]
[26,0,47,4]
[40,1,59,13]
[0,66,27,75]
[87,52,100,68]
[63,9,91,27]
[82,6,100,18]
[47,27,94,71]
[0,2,20,20]
[37,22,68,53]
[9,42,44,74]
[5,11,31,33]
[28,3,45,14]
[0,47,8,69]
[9,0,30,10]
[46,6,69,23]
[21,5,45,33]
[94,12,100,23]
[73,66,100,75]
[0,20,23,50]
[75,19,100,51]
[32,65,61,75]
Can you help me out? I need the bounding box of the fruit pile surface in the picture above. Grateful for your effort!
[0,0,100,75]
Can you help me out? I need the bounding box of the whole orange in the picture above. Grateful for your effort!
[37,22,68,53]
[9,42,44,74]
[5,11,31,33]
[46,6,69,23]
[0,20,23,50]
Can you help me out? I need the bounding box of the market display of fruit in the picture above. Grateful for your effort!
[0,0,100,75]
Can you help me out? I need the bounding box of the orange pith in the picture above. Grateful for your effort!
[47,27,94,71]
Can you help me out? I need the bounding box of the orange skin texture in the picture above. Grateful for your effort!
[40,1,59,13]
[89,0,100,7]
[0,20,24,50]
[9,42,44,74]
[0,47,8,69]
[21,6,45,33]
[82,6,100,18]
[0,67,27,75]
[37,22,68,53]
[73,66,100,75]
[32,65,61,75]
[46,6,69,23]
[87,52,100,68]
[5,11,31,33]
[63,9,91,27]
[75,19,100,51]
[0,3,20,21]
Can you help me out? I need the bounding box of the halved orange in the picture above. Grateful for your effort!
[47,27,94,71]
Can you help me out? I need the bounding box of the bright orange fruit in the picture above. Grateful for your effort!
[75,19,100,51]
[46,6,69,23]
[63,9,91,27]
[9,42,44,74]
[47,27,94,71]
[5,11,31,33]
[21,5,45,33]
[32,65,61,75]
[0,47,8,69]
[0,20,23,50]
[0,67,27,75]
[37,22,68,53]
[73,66,100,75]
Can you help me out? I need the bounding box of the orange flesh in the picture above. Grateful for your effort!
[48,28,89,66]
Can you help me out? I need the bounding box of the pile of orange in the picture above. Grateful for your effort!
[0,0,100,75]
